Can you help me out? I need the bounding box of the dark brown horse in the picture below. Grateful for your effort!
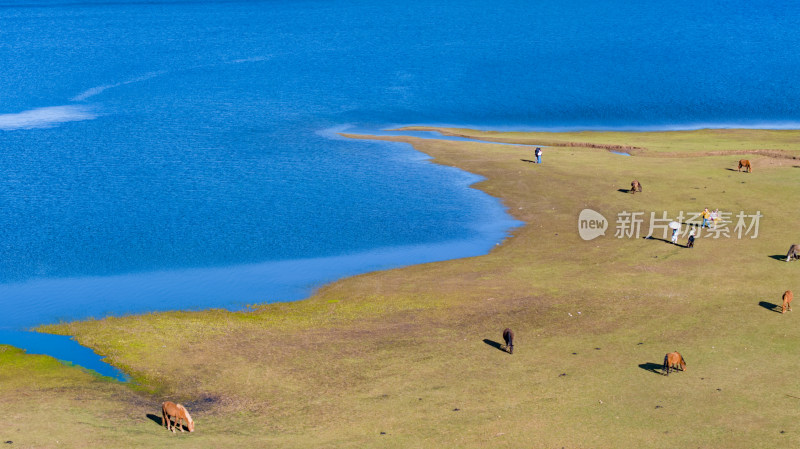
[162,401,194,433]
[663,352,686,375]
[783,290,793,314]
[738,159,752,173]
[502,328,514,354]
[630,180,642,194]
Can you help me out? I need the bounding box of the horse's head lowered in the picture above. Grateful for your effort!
[181,406,195,432]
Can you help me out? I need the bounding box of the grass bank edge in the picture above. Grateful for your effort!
[33,127,800,387]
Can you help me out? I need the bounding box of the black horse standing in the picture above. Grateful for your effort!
[502,328,515,354]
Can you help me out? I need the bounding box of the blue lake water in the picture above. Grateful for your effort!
[2,0,799,378]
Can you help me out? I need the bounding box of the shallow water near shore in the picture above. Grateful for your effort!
[2,236,521,381]
[2,0,799,376]
[0,330,128,381]
[1,236,520,332]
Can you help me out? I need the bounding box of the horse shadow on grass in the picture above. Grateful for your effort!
[483,339,507,353]
[769,254,787,262]
[758,301,782,313]
[617,188,633,194]
[148,413,192,432]
[724,168,740,172]
[639,363,665,376]
[146,413,163,427]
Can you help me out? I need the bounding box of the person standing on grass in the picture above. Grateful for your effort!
[535,147,542,164]
[687,227,696,248]
[701,208,711,228]
[671,223,680,244]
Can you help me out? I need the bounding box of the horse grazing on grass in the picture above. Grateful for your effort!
[738,159,752,173]
[783,290,793,314]
[630,180,642,194]
[663,352,686,376]
[502,328,514,354]
[162,401,194,433]
[787,244,800,262]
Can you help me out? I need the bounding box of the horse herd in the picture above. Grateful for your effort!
[159,325,697,433]
[157,157,793,433]
[629,159,799,378]
[540,159,789,379]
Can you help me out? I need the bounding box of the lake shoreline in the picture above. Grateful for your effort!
[8,127,800,447]
[25,126,800,379]
[5,127,524,379]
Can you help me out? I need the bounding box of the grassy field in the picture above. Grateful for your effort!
[3,128,800,448]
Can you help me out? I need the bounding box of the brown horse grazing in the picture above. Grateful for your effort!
[663,352,686,376]
[787,244,800,262]
[502,328,514,354]
[738,159,752,173]
[630,180,642,194]
[162,401,194,433]
[782,290,793,314]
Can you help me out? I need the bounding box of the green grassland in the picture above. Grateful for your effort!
[3,128,800,448]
